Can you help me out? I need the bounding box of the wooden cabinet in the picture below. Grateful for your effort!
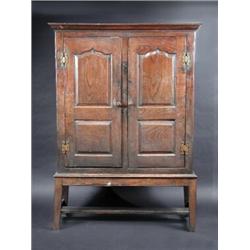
[50,23,200,231]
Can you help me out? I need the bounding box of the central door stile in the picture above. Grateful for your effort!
[121,37,129,169]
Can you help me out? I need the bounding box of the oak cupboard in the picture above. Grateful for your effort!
[49,23,200,231]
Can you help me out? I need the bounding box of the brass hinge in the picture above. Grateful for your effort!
[61,141,69,154]
[183,52,192,72]
[180,143,191,155]
[57,49,68,69]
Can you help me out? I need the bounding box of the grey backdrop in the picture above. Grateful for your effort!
[32,1,217,250]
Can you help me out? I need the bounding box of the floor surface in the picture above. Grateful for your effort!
[32,187,217,250]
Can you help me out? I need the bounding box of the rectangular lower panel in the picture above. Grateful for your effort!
[138,120,176,155]
[75,120,112,155]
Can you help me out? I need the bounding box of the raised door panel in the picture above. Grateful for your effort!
[64,37,122,167]
[75,121,112,154]
[139,49,176,106]
[138,121,176,154]
[128,37,186,168]
[75,50,111,106]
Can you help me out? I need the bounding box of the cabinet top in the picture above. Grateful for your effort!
[48,23,201,31]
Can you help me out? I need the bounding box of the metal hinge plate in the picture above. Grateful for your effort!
[180,143,191,155]
[61,141,69,154]
[57,49,68,69]
[182,52,192,72]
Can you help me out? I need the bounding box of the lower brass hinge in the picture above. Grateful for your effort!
[180,143,191,155]
[61,141,69,154]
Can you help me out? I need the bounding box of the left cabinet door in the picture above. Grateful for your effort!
[63,37,122,168]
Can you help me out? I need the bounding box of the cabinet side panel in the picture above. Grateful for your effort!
[55,31,66,171]
[185,32,195,171]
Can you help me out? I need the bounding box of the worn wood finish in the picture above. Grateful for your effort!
[188,179,197,231]
[50,23,200,231]
[62,31,194,39]
[53,175,197,231]
[54,172,197,178]
[121,37,129,168]
[55,31,66,171]
[51,25,200,173]
[61,177,195,187]
[49,23,201,31]
[185,33,196,171]
[52,178,63,230]
[55,168,193,174]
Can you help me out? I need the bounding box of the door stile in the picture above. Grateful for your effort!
[55,31,67,169]
[175,36,188,165]
[185,33,195,171]
[64,41,74,167]
[121,37,129,168]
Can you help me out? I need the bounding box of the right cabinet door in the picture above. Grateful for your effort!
[128,36,187,168]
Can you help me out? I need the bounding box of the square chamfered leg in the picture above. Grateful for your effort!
[188,179,197,232]
[53,178,63,230]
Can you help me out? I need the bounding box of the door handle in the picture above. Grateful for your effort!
[113,98,135,108]
[113,99,126,108]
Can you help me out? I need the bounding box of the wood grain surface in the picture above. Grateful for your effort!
[50,24,199,231]
[51,23,198,174]
[49,23,201,30]
[64,37,122,167]
[128,37,186,168]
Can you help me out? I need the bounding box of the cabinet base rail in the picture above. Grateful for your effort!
[61,206,189,216]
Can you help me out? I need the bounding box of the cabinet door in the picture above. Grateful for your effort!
[128,37,186,168]
[64,37,122,167]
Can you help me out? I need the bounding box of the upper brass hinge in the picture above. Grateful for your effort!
[180,143,191,155]
[182,52,192,72]
[61,140,69,154]
[57,49,68,69]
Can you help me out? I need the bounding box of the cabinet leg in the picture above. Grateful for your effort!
[53,178,63,230]
[188,179,197,232]
[184,186,189,207]
[62,186,69,206]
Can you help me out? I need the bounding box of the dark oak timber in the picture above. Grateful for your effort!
[50,23,200,231]
[61,207,189,216]
[49,23,201,31]
[53,178,63,230]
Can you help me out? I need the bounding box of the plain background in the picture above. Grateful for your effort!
[32,1,217,250]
